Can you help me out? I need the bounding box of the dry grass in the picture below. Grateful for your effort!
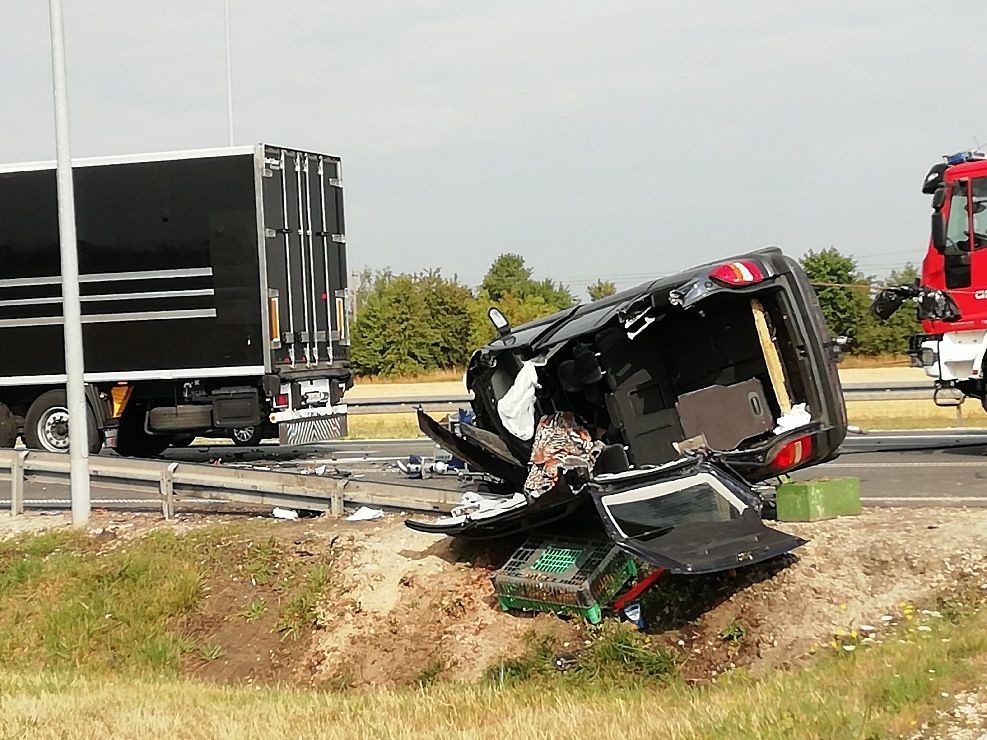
[346,413,424,440]
[846,399,987,430]
[839,354,912,369]
[354,369,465,385]
[0,603,984,739]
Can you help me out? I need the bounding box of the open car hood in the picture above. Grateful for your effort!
[590,461,806,574]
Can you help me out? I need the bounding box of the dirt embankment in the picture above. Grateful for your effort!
[4,507,985,688]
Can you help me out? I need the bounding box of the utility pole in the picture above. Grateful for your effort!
[224,0,234,145]
[48,0,90,526]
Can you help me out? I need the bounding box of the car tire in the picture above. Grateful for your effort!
[24,390,102,454]
[230,426,265,446]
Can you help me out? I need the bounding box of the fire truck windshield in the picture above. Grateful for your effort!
[946,179,987,251]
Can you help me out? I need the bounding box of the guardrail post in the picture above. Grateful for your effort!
[10,451,27,516]
[331,487,344,517]
[160,462,179,520]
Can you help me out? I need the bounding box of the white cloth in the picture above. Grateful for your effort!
[773,403,811,435]
[496,361,540,440]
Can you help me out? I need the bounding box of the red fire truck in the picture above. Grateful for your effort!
[874,150,987,408]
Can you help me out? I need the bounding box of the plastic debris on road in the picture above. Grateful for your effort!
[272,507,299,520]
[346,506,384,522]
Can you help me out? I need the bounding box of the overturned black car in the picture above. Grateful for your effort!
[407,248,848,575]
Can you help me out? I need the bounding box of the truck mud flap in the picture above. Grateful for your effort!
[279,413,347,446]
[417,409,527,486]
[591,461,806,575]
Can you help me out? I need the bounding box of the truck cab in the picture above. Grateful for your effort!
[908,151,987,404]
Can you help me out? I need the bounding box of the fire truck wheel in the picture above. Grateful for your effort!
[24,390,102,454]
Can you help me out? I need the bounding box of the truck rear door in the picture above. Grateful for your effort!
[260,145,348,371]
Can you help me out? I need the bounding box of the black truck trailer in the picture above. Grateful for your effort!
[0,144,352,456]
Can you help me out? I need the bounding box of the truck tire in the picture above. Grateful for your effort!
[0,404,16,449]
[24,390,102,454]
[230,426,265,446]
[115,401,172,458]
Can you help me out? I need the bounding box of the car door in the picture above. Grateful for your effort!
[591,460,806,574]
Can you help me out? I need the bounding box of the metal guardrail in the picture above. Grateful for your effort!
[345,383,938,414]
[0,449,458,518]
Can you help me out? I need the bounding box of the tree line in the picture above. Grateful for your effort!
[350,248,920,377]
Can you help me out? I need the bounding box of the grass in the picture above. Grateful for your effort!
[0,597,984,738]
[346,413,424,440]
[236,598,267,623]
[0,526,985,737]
[0,524,341,677]
[275,564,333,640]
[838,353,912,368]
[354,369,465,385]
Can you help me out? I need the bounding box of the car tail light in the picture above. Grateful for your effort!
[275,393,289,409]
[709,260,765,287]
[770,434,813,471]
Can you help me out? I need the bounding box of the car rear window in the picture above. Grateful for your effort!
[602,476,744,539]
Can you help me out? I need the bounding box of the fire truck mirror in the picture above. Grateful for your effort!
[932,185,947,211]
[932,211,946,253]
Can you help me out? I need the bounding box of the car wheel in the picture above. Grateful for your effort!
[230,426,265,446]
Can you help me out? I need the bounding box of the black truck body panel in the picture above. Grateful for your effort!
[0,145,351,452]
[0,145,349,382]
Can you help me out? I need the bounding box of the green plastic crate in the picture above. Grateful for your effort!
[492,537,637,624]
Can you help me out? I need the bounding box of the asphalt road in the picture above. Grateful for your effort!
[5,430,987,511]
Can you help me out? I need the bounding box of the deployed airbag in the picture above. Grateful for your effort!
[496,361,540,440]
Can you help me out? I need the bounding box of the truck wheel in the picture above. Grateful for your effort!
[24,390,102,454]
[230,426,264,446]
[115,401,172,458]
[0,404,16,449]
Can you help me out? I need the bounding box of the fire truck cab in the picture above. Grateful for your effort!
[877,151,987,407]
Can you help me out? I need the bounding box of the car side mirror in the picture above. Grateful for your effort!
[488,307,511,337]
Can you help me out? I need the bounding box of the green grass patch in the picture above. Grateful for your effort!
[488,622,677,687]
[0,524,341,677]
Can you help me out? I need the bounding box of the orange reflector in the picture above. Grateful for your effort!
[109,385,133,420]
[335,296,346,341]
[269,295,281,342]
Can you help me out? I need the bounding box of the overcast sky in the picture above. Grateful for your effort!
[1,1,982,295]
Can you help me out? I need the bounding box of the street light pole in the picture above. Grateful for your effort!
[224,0,234,145]
[47,0,91,527]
